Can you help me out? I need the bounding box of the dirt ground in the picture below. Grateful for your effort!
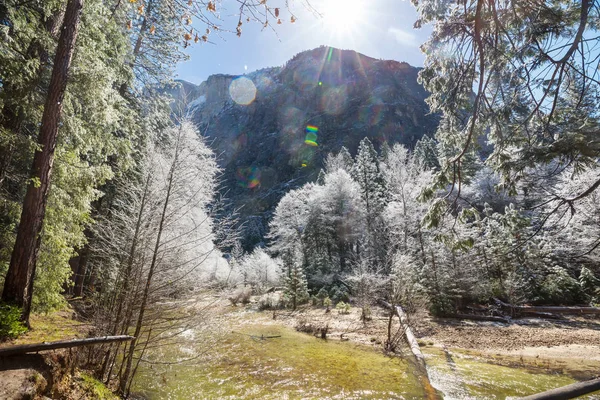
[412,311,600,378]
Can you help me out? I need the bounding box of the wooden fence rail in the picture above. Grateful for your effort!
[0,335,135,357]
[519,377,600,400]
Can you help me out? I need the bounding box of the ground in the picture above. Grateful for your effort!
[2,295,600,399]
[411,310,600,380]
[0,307,116,400]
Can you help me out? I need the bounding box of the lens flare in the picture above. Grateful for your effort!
[236,167,260,189]
[229,77,257,105]
[305,125,319,146]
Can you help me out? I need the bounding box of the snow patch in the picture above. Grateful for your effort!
[187,95,206,111]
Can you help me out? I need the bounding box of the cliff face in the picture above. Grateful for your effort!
[178,46,438,249]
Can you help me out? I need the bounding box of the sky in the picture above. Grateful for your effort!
[176,0,432,84]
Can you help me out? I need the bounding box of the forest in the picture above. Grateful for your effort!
[0,0,599,399]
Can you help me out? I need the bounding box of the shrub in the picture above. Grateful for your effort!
[336,301,351,314]
[316,288,329,305]
[257,293,282,310]
[228,287,252,306]
[540,266,584,305]
[0,303,27,340]
[330,285,349,304]
[310,295,319,306]
[580,267,600,304]
[361,305,372,322]
[323,297,332,308]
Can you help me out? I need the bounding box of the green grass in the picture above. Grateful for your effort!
[80,373,119,400]
[133,324,430,399]
[15,310,86,345]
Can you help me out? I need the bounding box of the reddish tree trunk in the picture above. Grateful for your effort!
[1,0,84,325]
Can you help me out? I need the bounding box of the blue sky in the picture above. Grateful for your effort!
[176,0,431,84]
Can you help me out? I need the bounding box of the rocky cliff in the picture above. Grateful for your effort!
[176,46,438,249]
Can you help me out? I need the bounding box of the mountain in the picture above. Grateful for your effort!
[175,46,439,250]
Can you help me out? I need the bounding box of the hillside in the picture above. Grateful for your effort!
[175,46,439,248]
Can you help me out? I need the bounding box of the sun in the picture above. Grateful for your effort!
[320,0,363,35]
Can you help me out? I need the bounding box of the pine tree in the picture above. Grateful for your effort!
[413,135,440,171]
[351,138,388,270]
[325,146,354,173]
[283,249,309,310]
[580,267,600,304]
[2,0,84,324]
[352,138,388,219]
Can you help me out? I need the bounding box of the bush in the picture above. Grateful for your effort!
[540,266,584,305]
[257,293,283,310]
[336,301,351,314]
[310,295,319,306]
[580,267,600,304]
[228,287,252,306]
[361,305,372,321]
[0,303,27,340]
[323,296,332,308]
[316,287,329,305]
[330,285,349,304]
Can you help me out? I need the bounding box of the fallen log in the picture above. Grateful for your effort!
[520,306,600,315]
[493,298,600,315]
[518,311,564,320]
[0,335,135,358]
[378,300,425,369]
[519,377,600,400]
[378,300,438,399]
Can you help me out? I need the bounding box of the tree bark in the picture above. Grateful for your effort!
[73,242,90,297]
[1,0,84,325]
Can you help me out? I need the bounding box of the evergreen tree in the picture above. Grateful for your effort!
[325,146,354,174]
[283,249,309,310]
[413,135,440,171]
[580,267,600,304]
[352,138,389,270]
[414,0,600,211]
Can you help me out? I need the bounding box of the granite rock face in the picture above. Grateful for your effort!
[177,46,438,249]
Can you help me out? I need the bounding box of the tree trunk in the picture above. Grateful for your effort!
[1,0,84,325]
[73,242,90,297]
